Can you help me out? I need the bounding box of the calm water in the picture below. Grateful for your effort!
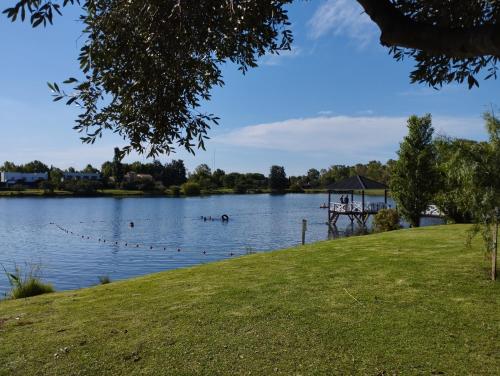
[0,194,434,294]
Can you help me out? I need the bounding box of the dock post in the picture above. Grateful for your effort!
[302,219,307,245]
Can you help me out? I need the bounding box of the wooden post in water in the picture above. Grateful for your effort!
[492,207,498,281]
[302,219,307,245]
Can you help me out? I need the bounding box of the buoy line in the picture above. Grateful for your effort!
[50,222,240,257]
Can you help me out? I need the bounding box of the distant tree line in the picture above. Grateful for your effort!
[0,157,396,195]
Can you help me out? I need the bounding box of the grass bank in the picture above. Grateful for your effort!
[0,225,498,375]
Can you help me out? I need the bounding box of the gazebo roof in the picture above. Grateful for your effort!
[327,175,388,191]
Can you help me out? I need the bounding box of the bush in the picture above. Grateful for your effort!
[373,209,401,232]
[10,184,25,191]
[138,180,156,192]
[62,180,102,194]
[98,275,111,284]
[182,182,201,196]
[3,263,54,299]
[288,183,304,193]
[168,185,181,196]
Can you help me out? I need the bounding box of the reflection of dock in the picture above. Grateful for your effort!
[327,175,389,228]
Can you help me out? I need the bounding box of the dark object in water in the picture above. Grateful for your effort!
[129,221,135,228]
[221,214,229,222]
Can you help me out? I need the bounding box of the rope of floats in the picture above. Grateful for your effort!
[49,215,237,257]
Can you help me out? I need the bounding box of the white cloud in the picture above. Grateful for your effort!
[215,115,485,161]
[308,0,378,46]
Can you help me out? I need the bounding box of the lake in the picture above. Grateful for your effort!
[0,194,439,295]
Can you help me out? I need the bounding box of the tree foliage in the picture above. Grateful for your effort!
[358,0,500,88]
[4,0,292,157]
[269,165,288,193]
[391,114,439,227]
[4,1,499,155]
[112,147,124,183]
[442,113,500,253]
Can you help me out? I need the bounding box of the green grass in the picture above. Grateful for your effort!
[0,225,498,375]
[98,189,145,196]
[0,189,72,197]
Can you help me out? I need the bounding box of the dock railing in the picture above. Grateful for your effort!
[331,201,388,213]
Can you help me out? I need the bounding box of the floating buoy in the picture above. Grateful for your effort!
[177,248,181,252]
[129,222,135,228]
[150,246,153,250]
[136,244,139,248]
[164,247,166,251]
[221,214,229,222]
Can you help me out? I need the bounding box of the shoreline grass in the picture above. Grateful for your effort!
[0,225,497,375]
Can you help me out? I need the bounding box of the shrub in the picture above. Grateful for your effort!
[288,183,304,193]
[98,275,111,284]
[3,263,54,299]
[62,180,102,194]
[373,209,401,232]
[168,185,181,196]
[138,180,156,192]
[11,184,25,191]
[182,182,201,196]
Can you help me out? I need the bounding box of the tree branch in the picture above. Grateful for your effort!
[357,0,500,58]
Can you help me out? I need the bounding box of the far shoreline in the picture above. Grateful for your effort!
[0,188,389,198]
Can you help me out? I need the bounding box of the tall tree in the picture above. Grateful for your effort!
[445,113,500,279]
[112,147,124,183]
[163,160,187,187]
[269,165,288,193]
[23,160,50,173]
[391,114,439,227]
[5,1,500,155]
[83,164,99,173]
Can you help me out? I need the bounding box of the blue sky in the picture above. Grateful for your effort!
[0,0,497,175]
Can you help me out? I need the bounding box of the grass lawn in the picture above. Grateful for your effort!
[0,225,498,375]
[98,189,145,196]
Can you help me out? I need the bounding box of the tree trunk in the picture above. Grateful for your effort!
[492,214,498,281]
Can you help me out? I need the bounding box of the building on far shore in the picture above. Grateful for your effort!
[61,172,101,181]
[0,172,48,187]
[124,172,154,182]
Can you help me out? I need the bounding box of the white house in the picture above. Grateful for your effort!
[62,172,101,181]
[0,172,48,186]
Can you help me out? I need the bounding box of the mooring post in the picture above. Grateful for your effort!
[302,219,307,245]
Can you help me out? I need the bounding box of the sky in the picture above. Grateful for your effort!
[0,0,497,175]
